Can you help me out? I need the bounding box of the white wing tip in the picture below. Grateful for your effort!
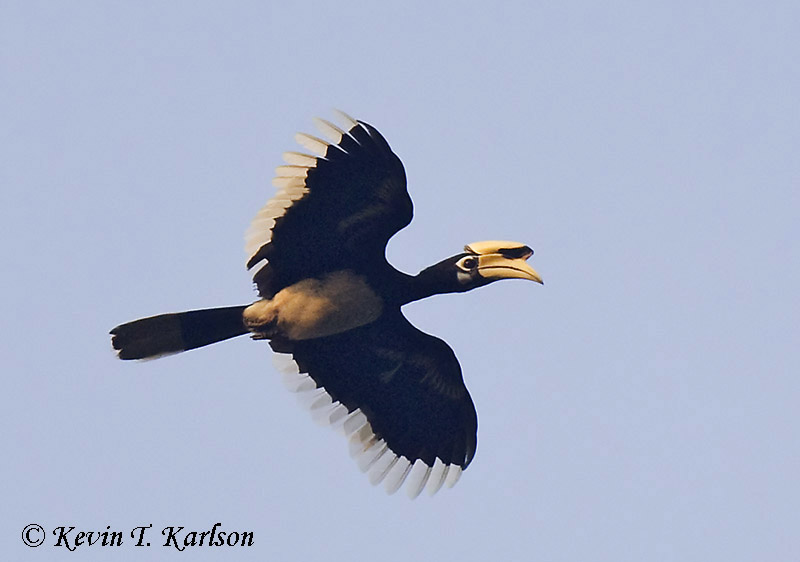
[405,460,433,499]
[269,344,468,497]
[445,465,463,488]
[383,457,413,495]
[282,151,317,167]
[312,117,344,144]
[246,111,361,267]
[332,108,359,130]
[294,132,329,156]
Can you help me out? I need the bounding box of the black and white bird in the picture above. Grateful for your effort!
[111,111,543,498]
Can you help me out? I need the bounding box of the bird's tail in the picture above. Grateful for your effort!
[110,305,249,360]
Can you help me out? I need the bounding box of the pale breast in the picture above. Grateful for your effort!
[243,270,383,341]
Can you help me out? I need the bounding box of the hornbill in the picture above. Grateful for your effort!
[110,111,543,498]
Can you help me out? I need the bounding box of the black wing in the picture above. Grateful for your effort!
[246,113,413,298]
[270,310,478,497]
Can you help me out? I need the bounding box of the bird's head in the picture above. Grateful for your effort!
[417,240,543,296]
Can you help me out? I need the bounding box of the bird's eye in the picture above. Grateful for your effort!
[459,257,478,271]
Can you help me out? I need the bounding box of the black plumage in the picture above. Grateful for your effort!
[111,112,542,497]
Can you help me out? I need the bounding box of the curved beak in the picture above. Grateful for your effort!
[477,255,543,284]
[466,240,544,285]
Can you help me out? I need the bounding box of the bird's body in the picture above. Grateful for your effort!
[111,112,542,498]
[244,270,384,340]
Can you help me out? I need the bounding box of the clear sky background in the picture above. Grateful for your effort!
[3,1,799,560]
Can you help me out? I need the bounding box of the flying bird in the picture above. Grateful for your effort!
[110,111,543,498]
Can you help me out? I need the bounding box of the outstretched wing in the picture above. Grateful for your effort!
[269,311,478,498]
[246,112,413,298]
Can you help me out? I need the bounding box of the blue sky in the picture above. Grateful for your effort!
[3,2,799,560]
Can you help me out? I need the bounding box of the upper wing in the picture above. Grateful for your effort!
[269,310,478,498]
[246,112,413,298]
